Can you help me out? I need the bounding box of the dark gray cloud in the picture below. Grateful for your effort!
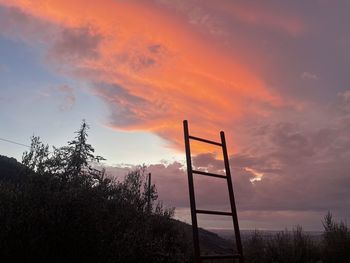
[103,98,350,230]
[49,26,103,62]
[0,6,59,43]
[0,5,103,72]
[156,0,350,104]
[91,81,172,128]
[188,106,350,222]
[92,82,151,127]
[113,42,167,73]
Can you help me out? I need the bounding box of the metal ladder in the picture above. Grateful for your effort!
[183,120,244,263]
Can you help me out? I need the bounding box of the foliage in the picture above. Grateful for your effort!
[22,121,105,179]
[0,121,191,263]
[244,215,350,263]
[322,211,350,263]
[244,230,266,263]
[22,136,50,174]
[243,227,321,263]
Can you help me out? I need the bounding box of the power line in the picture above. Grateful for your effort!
[0,137,55,155]
[0,137,30,148]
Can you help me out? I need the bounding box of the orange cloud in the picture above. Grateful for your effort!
[0,0,290,154]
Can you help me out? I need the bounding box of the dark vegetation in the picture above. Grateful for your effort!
[243,214,350,263]
[0,122,192,262]
[1,121,349,262]
[244,227,320,263]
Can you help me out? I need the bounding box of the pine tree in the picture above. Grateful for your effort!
[66,121,94,176]
[22,120,105,180]
[22,136,50,175]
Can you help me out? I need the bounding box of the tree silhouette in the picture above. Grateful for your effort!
[65,121,105,177]
[22,136,50,174]
[0,121,191,263]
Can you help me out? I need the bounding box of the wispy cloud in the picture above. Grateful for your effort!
[35,84,76,111]
[302,71,319,80]
[57,85,76,111]
[48,26,102,62]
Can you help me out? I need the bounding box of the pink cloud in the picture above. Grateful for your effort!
[1,1,350,230]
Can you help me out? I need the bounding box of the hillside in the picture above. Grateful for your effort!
[0,155,29,180]
[174,220,235,255]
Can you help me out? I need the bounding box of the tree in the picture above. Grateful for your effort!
[22,120,105,181]
[65,121,105,177]
[1,121,191,262]
[120,167,158,213]
[22,136,50,175]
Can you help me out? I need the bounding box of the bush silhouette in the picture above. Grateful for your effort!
[0,121,191,263]
[322,211,350,263]
[244,227,321,263]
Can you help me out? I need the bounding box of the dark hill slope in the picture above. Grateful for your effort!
[173,219,235,255]
[0,155,29,181]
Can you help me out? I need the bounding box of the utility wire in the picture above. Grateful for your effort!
[0,137,30,148]
[0,137,56,155]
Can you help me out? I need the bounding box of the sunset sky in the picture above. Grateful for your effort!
[1,0,350,231]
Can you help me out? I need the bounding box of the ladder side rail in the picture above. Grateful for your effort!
[183,120,201,263]
[220,131,244,263]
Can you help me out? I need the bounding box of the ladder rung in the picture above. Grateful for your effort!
[200,254,242,260]
[189,135,222,146]
[192,170,226,179]
[196,209,232,216]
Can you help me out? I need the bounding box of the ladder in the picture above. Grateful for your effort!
[183,120,244,263]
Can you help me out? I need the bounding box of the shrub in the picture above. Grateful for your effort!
[322,211,350,263]
[0,122,191,263]
[244,226,320,263]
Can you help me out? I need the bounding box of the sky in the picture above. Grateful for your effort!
[0,0,350,231]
